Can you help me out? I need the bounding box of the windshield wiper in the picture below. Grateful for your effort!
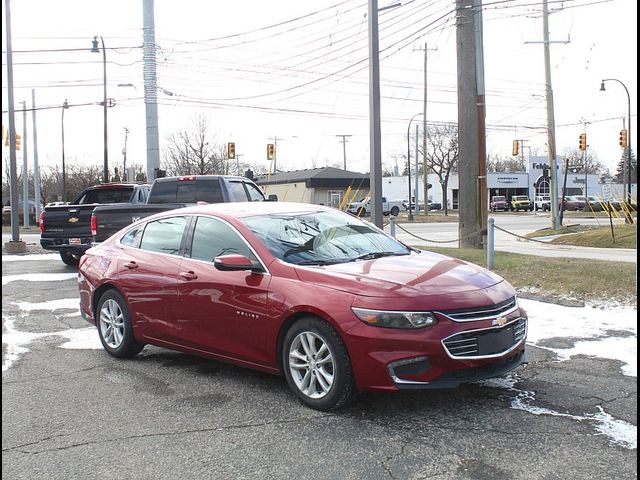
[294,259,344,266]
[347,251,409,262]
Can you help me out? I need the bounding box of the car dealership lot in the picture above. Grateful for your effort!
[2,254,636,479]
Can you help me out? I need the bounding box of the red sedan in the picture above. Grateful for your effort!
[78,202,527,410]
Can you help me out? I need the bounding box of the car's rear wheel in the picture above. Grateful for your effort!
[96,290,144,358]
[356,207,366,217]
[59,250,80,266]
[282,317,355,411]
[390,206,400,216]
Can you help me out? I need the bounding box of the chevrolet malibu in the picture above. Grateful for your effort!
[78,202,527,410]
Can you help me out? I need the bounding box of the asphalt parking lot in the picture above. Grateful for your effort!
[2,254,637,479]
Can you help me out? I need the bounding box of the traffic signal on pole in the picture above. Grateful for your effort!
[578,133,587,151]
[227,142,236,159]
[512,140,519,156]
[619,129,628,148]
[15,133,21,151]
[267,143,275,160]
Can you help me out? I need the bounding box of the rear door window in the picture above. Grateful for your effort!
[140,216,188,256]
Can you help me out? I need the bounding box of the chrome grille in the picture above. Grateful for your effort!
[442,318,527,359]
[437,296,518,322]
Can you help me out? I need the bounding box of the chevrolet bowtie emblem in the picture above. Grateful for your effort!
[68,217,79,223]
[493,316,508,327]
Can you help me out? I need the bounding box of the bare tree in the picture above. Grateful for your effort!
[162,115,228,175]
[561,147,606,174]
[420,123,459,215]
[486,153,526,172]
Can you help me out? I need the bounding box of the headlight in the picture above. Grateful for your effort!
[352,307,437,329]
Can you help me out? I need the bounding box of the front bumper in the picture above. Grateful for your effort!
[344,310,528,392]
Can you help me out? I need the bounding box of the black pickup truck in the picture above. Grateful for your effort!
[91,175,271,244]
[39,183,151,265]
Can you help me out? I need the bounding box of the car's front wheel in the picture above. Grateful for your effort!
[96,290,144,358]
[282,318,355,411]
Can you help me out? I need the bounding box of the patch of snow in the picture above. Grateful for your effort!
[2,273,77,286]
[14,298,79,313]
[57,327,102,350]
[2,253,61,262]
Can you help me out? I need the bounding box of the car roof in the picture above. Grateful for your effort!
[171,201,337,219]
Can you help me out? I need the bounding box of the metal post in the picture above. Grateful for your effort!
[389,215,396,238]
[407,113,421,222]
[415,124,420,216]
[91,35,108,183]
[61,100,68,202]
[487,217,494,269]
[32,89,41,220]
[21,101,29,228]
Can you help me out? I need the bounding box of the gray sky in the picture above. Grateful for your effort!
[2,0,637,177]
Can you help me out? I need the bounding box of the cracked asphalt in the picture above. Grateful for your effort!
[2,255,637,479]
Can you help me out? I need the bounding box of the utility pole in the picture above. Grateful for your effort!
[31,89,41,220]
[235,153,243,176]
[456,0,486,248]
[143,0,160,181]
[368,0,383,228]
[525,1,570,229]
[122,127,129,181]
[3,0,25,251]
[21,101,29,228]
[415,124,419,214]
[414,42,437,217]
[336,135,352,170]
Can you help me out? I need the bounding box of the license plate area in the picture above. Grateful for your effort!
[477,328,514,355]
[69,238,81,245]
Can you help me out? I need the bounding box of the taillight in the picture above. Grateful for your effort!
[90,213,97,237]
[39,211,45,233]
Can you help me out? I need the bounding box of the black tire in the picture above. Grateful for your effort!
[282,317,356,411]
[356,207,366,218]
[390,206,400,216]
[60,250,80,266]
[96,289,144,358]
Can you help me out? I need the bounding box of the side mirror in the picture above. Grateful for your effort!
[214,254,260,272]
[267,194,278,202]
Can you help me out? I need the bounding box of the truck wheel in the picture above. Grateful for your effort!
[390,206,399,216]
[60,251,80,266]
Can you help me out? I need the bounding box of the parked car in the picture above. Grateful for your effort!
[2,199,42,225]
[490,196,509,212]
[510,196,533,212]
[534,195,551,212]
[347,197,404,217]
[78,202,528,411]
[402,199,442,211]
[561,196,586,211]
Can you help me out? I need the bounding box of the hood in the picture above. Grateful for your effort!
[294,251,504,298]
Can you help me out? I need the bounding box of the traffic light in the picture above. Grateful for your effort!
[578,133,587,151]
[15,133,21,151]
[512,140,519,156]
[227,142,236,159]
[267,143,275,160]
[619,129,628,148]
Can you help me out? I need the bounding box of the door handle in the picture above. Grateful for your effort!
[180,271,198,280]
[124,261,138,269]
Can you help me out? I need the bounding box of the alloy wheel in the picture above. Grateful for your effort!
[99,298,125,349]
[288,332,335,399]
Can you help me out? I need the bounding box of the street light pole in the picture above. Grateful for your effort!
[600,79,632,200]
[92,35,109,183]
[407,112,423,222]
[61,99,69,202]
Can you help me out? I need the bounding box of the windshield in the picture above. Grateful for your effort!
[493,196,506,201]
[243,210,411,265]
